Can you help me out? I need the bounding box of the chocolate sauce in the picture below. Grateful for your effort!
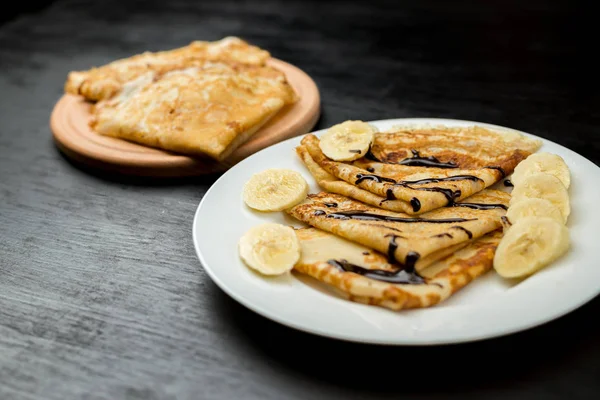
[410,197,421,212]
[324,202,338,208]
[484,166,506,178]
[398,149,458,169]
[503,179,513,187]
[327,259,426,285]
[394,184,460,206]
[451,226,473,239]
[400,175,483,185]
[385,234,400,264]
[362,251,370,255]
[355,174,396,185]
[314,210,326,216]
[386,188,396,200]
[349,149,362,154]
[501,216,512,226]
[432,233,453,239]
[325,211,476,224]
[365,150,381,162]
[405,251,421,272]
[453,203,508,210]
[366,167,375,173]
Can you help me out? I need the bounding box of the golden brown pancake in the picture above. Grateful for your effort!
[65,36,273,101]
[298,126,539,214]
[295,227,501,311]
[90,63,296,160]
[286,190,509,272]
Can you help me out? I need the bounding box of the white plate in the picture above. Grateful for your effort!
[193,118,600,345]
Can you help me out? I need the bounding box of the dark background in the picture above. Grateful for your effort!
[1,0,599,399]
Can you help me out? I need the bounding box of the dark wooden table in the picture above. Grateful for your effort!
[1,0,599,399]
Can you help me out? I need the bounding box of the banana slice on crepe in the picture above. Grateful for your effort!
[319,120,377,161]
[493,217,570,278]
[509,172,570,223]
[238,223,300,275]
[512,152,570,188]
[243,169,309,212]
[506,198,565,225]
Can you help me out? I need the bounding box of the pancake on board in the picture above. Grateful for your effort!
[90,63,297,160]
[298,125,539,214]
[65,36,273,101]
[294,227,501,311]
[286,190,509,272]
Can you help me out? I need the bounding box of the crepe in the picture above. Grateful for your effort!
[286,190,509,272]
[294,227,501,311]
[299,125,539,214]
[90,63,297,160]
[65,36,272,101]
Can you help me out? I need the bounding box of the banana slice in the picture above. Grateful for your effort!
[512,152,570,188]
[493,217,570,278]
[506,198,565,225]
[509,172,570,222]
[238,223,300,275]
[243,169,309,212]
[319,120,377,161]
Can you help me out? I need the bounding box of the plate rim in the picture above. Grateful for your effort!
[193,117,600,345]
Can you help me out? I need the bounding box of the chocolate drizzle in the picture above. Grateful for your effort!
[349,149,362,154]
[327,259,427,285]
[324,202,338,208]
[385,234,401,264]
[355,174,396,185]
[314,210,326,216]
[366,167,375,173]
[432,233,453,239]
[355,172,476,207]
[410,197,421,212]
[398,149,458,169]
[451,225,473,239]
[401,175,483,185]
[484,166,506,178]
[503,179,513,187]
[452,202,508,210]
[325,211,476,224]
[501,216,512,226]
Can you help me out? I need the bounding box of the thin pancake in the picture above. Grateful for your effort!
[370,124,541,169]
[65,36,274,101]
[295,227,501,311]
[91,64,295,160]
[286,190,509,271]
[299,125,539,214]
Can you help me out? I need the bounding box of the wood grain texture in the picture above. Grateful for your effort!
[0,0,599,399]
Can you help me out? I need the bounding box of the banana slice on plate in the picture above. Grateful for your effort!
[319,120,377,161]
[512,152,570,188]
[243,169,309,212]
[506,198,566,225]
[510,172,570,222]
[238,223,300,275]
[493,216,570,278]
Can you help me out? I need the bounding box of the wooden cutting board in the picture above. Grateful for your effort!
[50,58,320,177]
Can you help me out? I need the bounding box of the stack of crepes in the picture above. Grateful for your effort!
[64,37,298,161]
[285,123,542,310]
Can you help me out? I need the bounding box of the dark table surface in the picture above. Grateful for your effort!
[1,0,599,399]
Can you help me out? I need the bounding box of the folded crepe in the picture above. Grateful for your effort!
[299,125,539,214]
[286,190,509,272]
[65,36,272,101]
[295,227,501,311]
[90,62,297,160]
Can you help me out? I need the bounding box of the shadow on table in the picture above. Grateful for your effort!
[210,282,600,396]
[54,142,222,188]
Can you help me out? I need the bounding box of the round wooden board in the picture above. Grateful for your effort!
[50,58,321,177]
